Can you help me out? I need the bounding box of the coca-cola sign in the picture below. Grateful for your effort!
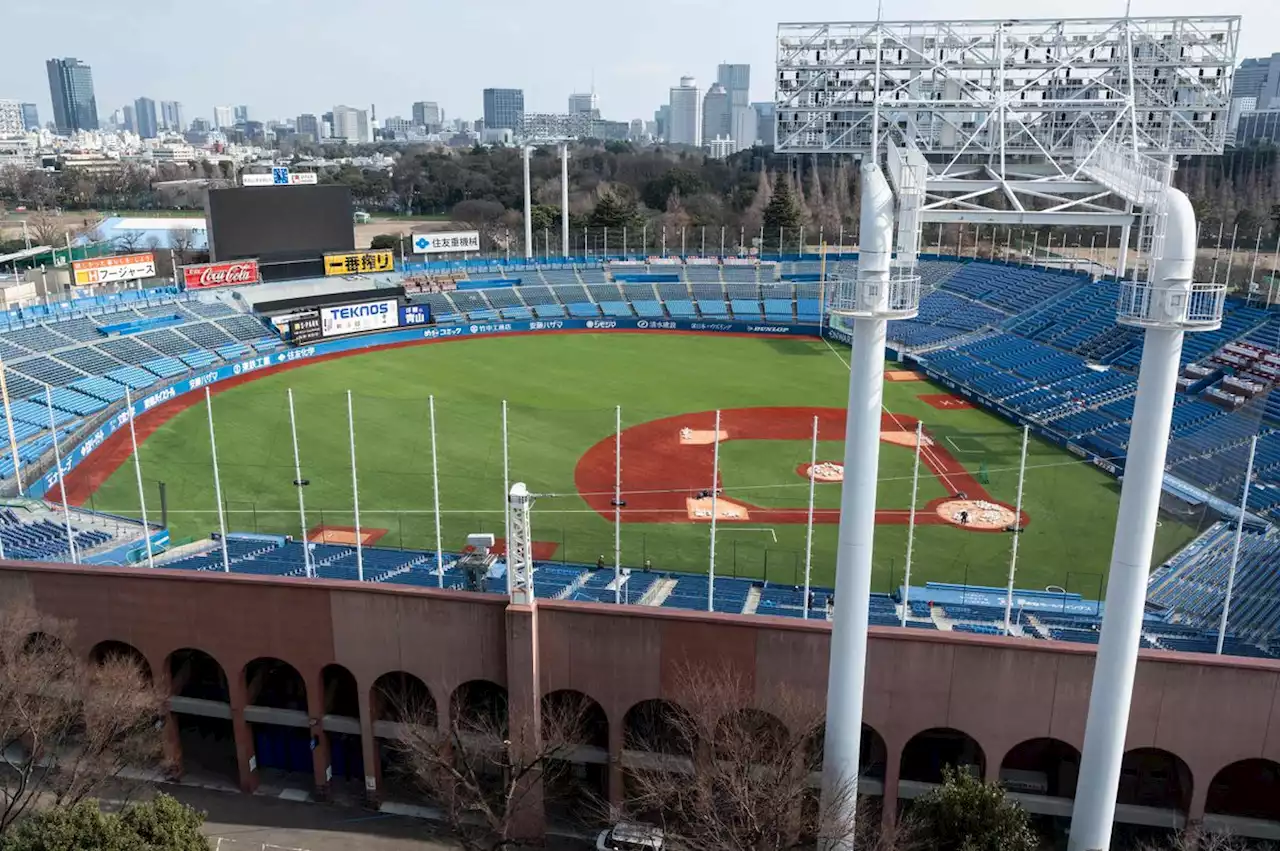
[183,260,260,289]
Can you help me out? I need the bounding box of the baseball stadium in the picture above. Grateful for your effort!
[3,14,1280,850]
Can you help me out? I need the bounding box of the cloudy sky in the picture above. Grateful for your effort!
[5,0,1277,126]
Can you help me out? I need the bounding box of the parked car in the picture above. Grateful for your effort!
[597,822,664,851]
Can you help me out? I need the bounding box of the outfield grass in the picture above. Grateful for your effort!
[86,334,1203,594]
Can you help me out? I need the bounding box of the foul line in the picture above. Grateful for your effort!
[714,526,779,543]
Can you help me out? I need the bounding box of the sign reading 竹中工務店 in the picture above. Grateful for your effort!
[71,253,157,286]
[412,231,480,254]
[323,250,395,276]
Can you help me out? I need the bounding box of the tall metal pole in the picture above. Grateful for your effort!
[204,387,230,573]
[430,394,444,587]
[1248,228,1264,299]
[1217,435,1258,654]
[502,400,512,594]
[708,409,721,613]
[45,386,78,565]
[522,146,533,260]
[900,420,923,627]
[614,404,622,605]
[560,144,570,258]
[0,362,23,494]
[803,416,818,620]
[347,390,363,582]
[287,388,312,578]
[124,388,154,569]
[1002,425,1030,635]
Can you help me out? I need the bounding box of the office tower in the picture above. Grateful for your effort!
[122,104,136,133]
[213,106,233,129]
[1233,55,1280,108]
[134,97,158,138]
[655,105,671,141]
[383,116,413,137]
[412,101,441,130]
[753,102,776,147]
[0,101,22,136]
[295,113,319,141]
[568,92,599,118]
[19,103,39,131]
[718,63,754,151]
[702,83,731,145]
[629,118,646,141]
[46,57,99,134]
[332,105,370,142]
[668,76,701,147]
[233,105,249,123]
[189,117,211,133]
[483,88,524,131]
[160,100,184,132]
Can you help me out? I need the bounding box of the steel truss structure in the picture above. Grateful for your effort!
[777,16,1240,226]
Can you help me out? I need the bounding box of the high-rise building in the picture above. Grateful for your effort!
[46,57,99,134]
[1233,55,1280,108]
[19,103,39,131]
[568,92,599,118]
[383,116,413,137]
[668,76,701,147]
[412,101,441,130]
[122,104,136,134]
[1236,109,1280,146]
[331,105,370,143]
[716,64,754,152]
[233,105,250,123]
[295,114,320,142]
[0,101,22,137]
[655,105,671,141]
[189,117,211,133]
[213,106,233,129]
[483,88,524,131]
[160,101,184,132]
[702,83,731,146]
[134,97,158,139]
[753,102,776,147]
[629,118,646,141]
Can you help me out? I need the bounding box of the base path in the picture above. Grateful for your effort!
[574,406,1027,531]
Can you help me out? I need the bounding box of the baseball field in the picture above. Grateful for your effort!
[65,332,1202,594]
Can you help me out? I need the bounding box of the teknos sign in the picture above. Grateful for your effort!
[183,260,261,289]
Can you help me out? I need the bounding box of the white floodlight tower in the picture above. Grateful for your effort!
[561,145,570,258]
[508,483,535,605]
[522,147,533,260]
[818,163,920,849]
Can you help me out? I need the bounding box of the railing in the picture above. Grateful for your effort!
[1116,280,1227,331]
[826,270,923,320]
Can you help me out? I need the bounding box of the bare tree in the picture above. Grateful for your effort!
[26,210,60,246]
[619,665,880,851]
[0,601,167,837]
[389,683,593,851]
[168,228,197,265]
[1133,827,1271,851]
[115,230,144,253]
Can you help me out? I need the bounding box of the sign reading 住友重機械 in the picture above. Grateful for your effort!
[320,299,400,338]
[323,250,395,276]
[71,253,157,286]
[182,259,260,289]
[412,231,480,254]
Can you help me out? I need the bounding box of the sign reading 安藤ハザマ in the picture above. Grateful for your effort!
[322,250,395,276]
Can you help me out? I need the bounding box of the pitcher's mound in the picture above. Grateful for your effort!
[935,499,1019,531]
[686,496,751,521]
[679,427,729,445]
[798,461,844,483]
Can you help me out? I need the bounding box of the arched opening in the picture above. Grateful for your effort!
[1119,748,1193,813]
[1000,738,1080,799]
[623,699,694,757]
[243,657,312,786]
[449,680,508,736]
[89,640,152,682]
[166,648,235,785]
[370,672,436,804]
[805,724,887,780]
[23,631,72,668]
[320,664,363,788]
[900,727,986,785]
[1206,759,1280,821]
[541,690,609,823]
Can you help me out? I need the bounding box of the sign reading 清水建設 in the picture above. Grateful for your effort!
[71,253,156,286]
[411,231,480,254]
[323,250,395,276]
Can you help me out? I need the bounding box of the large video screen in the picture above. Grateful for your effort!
[206,185,355,263]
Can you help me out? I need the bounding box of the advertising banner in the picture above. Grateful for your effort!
[412,231,480,254]
[288,314,323,344]
[320,299,399,338]
[182,259,260,289]
[71,253,157,286]
[400,304,431,325]
[323,250,395,276]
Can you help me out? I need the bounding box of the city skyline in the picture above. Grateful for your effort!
[9,0,1273,132]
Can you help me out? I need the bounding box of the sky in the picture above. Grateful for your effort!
[4,0,1278,127]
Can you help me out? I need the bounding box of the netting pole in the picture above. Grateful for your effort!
[430,394,444,587]
[45,386,78,564]
[1270,233,1280,308]
[347,390,363,582]
[708,409,720,613]
[803,415,818,620]
[901,420,923,627]
[287,388,312,578]
[1003,425,1030,635]
[124,388,154,569]
[1217,434,1258,655]
[1248,228,1264,301]
[204,387,229,573]
[614,404,622,605]
[502,399,511,595]
[0,361,23,494]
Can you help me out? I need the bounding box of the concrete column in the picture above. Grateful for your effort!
[608,712,625,809]
[505,603,545,839]
[228,677,259,794]
[161,713,183,781]
[879,748,901,829]
[359,681,380,806]
[306,670,331,800]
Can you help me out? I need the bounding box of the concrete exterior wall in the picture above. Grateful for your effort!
[6,560,1280,826]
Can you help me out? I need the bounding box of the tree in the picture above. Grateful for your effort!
[25,211,60,246]
[167,228,197,265]
[0,602,167,838]
[368,233,401,251]
[619,666,867,851]
[389,683,592,851]
[0,794,207,851]
[909,765,1037,851]
[115,231,144,253]
[763,178,803,243]
[588,190,640,230]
